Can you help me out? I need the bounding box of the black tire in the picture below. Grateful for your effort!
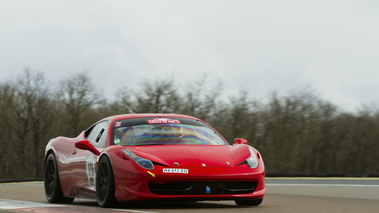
[235,198,263,206]
[96,156,117,207]
[44,153,74,203]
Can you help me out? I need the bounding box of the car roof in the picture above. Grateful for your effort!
[104,113,200,123]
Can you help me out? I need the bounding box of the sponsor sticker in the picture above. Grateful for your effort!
[163,168,189,174]
[115,121,122,127]
[147,118,181,124]
[86,154,96,189]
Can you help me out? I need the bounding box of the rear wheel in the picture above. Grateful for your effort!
[44,153,74,203]
[96,156,117,207]
[235,198,263,206]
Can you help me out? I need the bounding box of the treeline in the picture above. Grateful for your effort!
[1,70,378,181]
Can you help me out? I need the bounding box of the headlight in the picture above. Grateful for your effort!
[246,147,259,169]
[121,149,154,170]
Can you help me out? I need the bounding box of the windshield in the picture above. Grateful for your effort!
[111,117,228,146]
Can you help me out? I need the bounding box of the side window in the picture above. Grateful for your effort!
[86,121,109,148]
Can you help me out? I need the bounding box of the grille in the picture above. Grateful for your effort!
[148,181,257,195]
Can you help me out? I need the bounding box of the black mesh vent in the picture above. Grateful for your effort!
[148,181,257,195]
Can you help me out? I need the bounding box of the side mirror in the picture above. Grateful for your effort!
[234,138,248,145]
[75,140,100,155]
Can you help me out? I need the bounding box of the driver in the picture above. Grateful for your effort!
[114,127,136,145]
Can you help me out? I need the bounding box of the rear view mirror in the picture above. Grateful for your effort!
[233,138,248,145]
[75,140,100,155]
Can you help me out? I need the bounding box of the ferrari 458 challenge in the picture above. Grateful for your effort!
[44,114,265,207]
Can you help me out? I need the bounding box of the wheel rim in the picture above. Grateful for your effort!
[44,158,56,198]
[97,161,109,203]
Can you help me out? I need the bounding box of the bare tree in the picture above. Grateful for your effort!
[180,78,225,122]
[57,73,102,136]
[114,79,181,114]
[0,69,55,178]
[0,83,17,179]
[2,72,379,180]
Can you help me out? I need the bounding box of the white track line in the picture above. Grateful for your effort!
[0,199,65,209]
[0,199,157,213]
[267,183,379,187]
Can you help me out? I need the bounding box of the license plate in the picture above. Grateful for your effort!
[163,168,189,174]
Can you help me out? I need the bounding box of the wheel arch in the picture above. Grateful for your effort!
[96,152,117,207]
[44,149,55,170]
[97,150,117,171]
[98,152,111,164]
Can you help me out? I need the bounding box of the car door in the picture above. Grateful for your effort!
[71,121,109,196]
[85,121,108,190]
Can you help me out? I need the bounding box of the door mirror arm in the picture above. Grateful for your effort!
[75,140,101,155]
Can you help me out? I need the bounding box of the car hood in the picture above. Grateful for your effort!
[127,145,251,168]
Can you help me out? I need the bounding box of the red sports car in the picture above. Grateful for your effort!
[44,114,265,207]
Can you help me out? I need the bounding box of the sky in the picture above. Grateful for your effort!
[1,0,379,112]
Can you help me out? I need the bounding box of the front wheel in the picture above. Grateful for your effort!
[44,153,74,203]
[96,156,117,207]
[235,198,263,206]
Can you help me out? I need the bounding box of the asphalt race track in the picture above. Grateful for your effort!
[1,178,379,213]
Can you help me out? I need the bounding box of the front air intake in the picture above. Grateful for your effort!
[148,181,257,195]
